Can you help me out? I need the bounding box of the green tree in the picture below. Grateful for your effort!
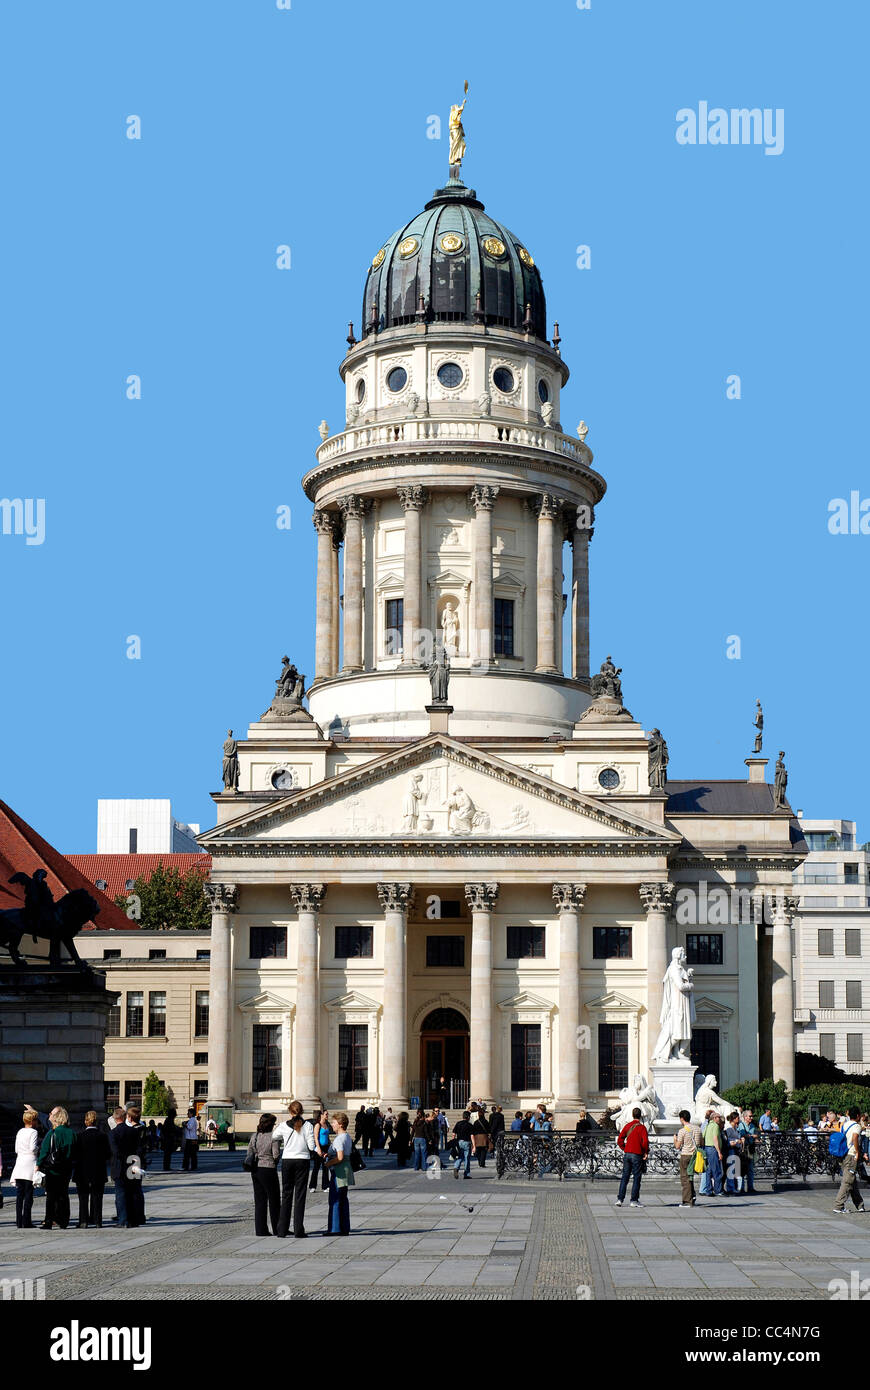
[142,1070,169,1116]
[791,1081,870,1120]
[115,862,210,932]
[722,1079,803,1130]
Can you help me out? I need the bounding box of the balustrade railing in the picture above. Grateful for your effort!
[313,418,590,468]
[495,1131,848,1183]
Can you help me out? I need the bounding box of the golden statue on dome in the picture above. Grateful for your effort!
[449,81,468,170]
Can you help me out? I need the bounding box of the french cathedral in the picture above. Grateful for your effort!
[200,123,804,1126]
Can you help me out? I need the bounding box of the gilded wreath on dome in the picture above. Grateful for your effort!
[482,236,506,258]
[398,236,419,258]
[517,245,535,267]
[440,232,464,254]
[371,246,386,269]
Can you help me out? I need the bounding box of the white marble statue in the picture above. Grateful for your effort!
[610,1073,658,1131]
[652,946,696,1063]
[692,1073,731,1125]
[401,774,425,833]
[441,601,460,655]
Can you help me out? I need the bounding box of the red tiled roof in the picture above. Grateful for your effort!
[0,800,135,933]
[65,854,211,910]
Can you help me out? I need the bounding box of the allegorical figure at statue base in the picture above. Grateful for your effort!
[609,1073,658,1131]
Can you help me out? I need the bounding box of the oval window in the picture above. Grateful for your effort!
[493,366,515,394]
[437,362,463,388]
[537,378,550,404]
[387,366,408,393]
[355,378,366,403]
[598,768,620,790]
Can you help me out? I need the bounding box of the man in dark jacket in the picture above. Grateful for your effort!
[75,1111,110,1227]
[109,1107,148,1228]
[488,1106,506,1145]
[160,1108,180,1172]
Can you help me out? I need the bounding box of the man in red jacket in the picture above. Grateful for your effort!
[615,1107,650,1207]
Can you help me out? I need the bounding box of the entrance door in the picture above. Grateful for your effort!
[419,1007,469,1107]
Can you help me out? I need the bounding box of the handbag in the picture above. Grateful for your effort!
[349,1147,365,1173]
[693,1146,707,1174]
[242,1136,259,1172]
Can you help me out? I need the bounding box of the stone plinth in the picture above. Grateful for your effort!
[0,968,118,1126]
[650,1060,697,1136]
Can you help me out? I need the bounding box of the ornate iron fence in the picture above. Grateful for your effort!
[495,1130,849,1183]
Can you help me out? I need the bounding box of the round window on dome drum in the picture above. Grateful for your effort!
[356,378,366,403]
[537,378,550,404]
[598,767,620,790]
[437,362,463,389]
[493,366,515,394]
[386,366,408,393]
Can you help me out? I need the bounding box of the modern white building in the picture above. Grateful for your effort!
[198,143,807,1128]
[793,817,870,1073]
[97,799,203,855]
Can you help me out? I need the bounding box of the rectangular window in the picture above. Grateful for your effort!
[685,933,724,965]
[511,1023,541,1092]
[148,991,167,1037]
[252,1024,281,1091]
[126,991,144,1037]
[598,1023,628,1092]
[249,926,287,960]
[846,980,862,1010]
[104,1082,120,1112]
[103,949,121,960]
[592,926,632,960]
[193,1080,209,1097]
[426,935,466,967]
[148,949,166,960]
[845,864,859,883]
[129,828,138,853]
[124,1080,142,1107]
[385,598,404,655]
[106,1000,121,1037]
[845,929,862,957]
[334,925,374,959]
[819,980,835,1009]
[493,598,515,657]
[817,929,834,957]
[690,1028,721,1080]
[791,927,796,959]
[196,949,211,961]
[195,990,210,1037]
[819,1033,836,1060]
[847,1034,864,1063]
[338,1023,368,1091]
[506,926,545,959]
[194,1052,208,1066]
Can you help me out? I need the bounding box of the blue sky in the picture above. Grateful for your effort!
[1,1,867,850]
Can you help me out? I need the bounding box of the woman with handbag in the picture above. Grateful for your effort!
[323,1111,354,1235]
[471,1111,491,1168]
[37,1106,77,1230]
[244,1114,282,1237]
[10,1107,40,1228]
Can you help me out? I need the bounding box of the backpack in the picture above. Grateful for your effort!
[829,1123,855,1159]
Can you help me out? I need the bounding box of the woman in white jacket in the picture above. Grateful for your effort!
[10,1108,40,1228]
[272,1100,316,1238]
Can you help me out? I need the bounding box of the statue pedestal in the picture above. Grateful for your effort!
[426,704,453,735]
[651,1060,697,1136]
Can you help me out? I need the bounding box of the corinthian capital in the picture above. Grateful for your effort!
[464,882,499,912]
[338,494,369,522]
[469,484,499,513]
[313,509,336,536]
[397,485,428,512]
[533,492,562,522]
[204,882,238,915]
[552,883,587,914]
[291,883,327,914]
[376,882,414,913]
[639,882,676,916]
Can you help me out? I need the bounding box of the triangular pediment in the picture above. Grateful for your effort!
[323,990,381,1014]
[693,995,734,1019]
[497,990,554,1013]
[200,734,680,848]
[586,990,645,1014]
[238,990,293,1013]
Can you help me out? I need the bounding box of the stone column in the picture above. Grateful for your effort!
[571,510,593,680]
[771,893,799,1089]
[397,485,427,664]
[553,883,587,1106]
[330,524,341,674]
[470,485,498,666]
[465,882,499,1102]
[291,884,326,1107]
[535,493,561,673]
[640,883,676,1069]
[339,495,366,672]
[204,883,238,1104]
[313,510,336,680]
[377,882,413,1109]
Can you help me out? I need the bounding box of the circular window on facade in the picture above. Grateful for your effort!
[386,366,408,393]
[271,768,298,791]
[355,378,366,403]
[537,378,550,404]
[437,362,463,389]
[493,366,515,394]
[598,767,620,790]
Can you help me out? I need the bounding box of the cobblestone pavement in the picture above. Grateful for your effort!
[1,1152,866,1301]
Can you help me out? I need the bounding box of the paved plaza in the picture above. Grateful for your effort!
[2,1151,870,1301]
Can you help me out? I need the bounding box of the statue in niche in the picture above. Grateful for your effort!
[440,600,460,655]
[222,730,240,793]
[428,644,451,704]
[651,946,696,1064]
[647,728,669,790]
[753,699,763,754]
[401,774,426,833]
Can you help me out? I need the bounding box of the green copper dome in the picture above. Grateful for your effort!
[362,178,548,341]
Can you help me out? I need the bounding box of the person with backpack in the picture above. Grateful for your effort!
[832,1107,867,1214]
[615,1107,649,1207]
